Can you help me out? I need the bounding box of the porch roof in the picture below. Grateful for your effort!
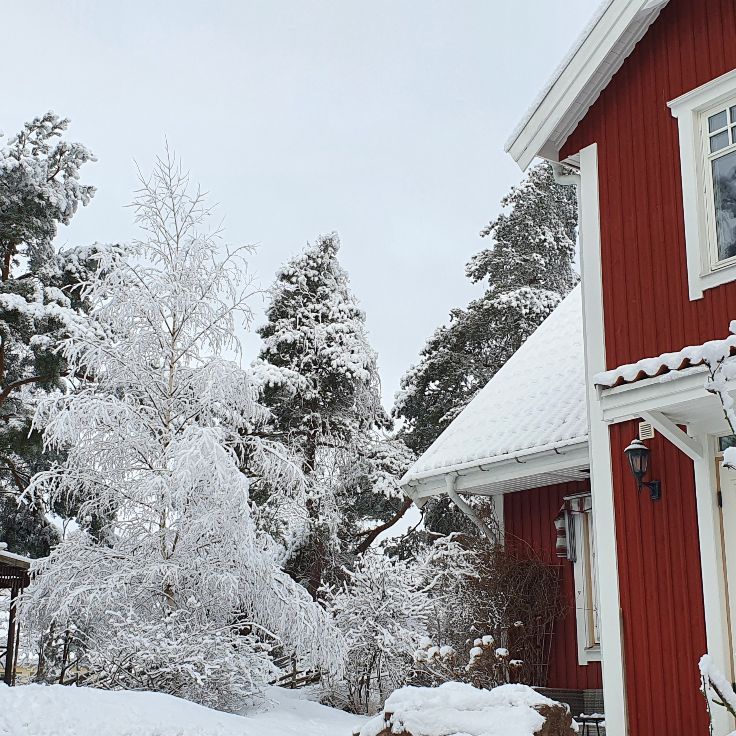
[595,330,736,389]
[0,550,30,571]
[401,286,588,501]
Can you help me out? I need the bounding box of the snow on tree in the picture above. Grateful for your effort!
[0,112,101,557]
[393,162,577,535]
[344,434,416,555]
[322,551,432,715]
[22,149,343,710]
[255,233,389,597]
[321,533,483,715]
[394,162,577,458]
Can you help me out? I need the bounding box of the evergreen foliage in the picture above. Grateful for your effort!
[394,162,578,457]
[0,112,100,556]
[255,234,407,596]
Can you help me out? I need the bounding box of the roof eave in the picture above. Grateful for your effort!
[402,437,590,503]
[507,0,667,170]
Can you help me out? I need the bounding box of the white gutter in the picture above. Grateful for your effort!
[400,436,588,487]
[403,440,590,509]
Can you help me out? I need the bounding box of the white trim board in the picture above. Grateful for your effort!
[579,143,629,734]
[693,435,734,736]
[507,0,668,170]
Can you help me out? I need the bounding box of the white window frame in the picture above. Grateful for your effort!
[669,69,736,300]
[567,495,602,665]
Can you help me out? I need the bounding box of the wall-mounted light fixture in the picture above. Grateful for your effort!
[624,439,661,501]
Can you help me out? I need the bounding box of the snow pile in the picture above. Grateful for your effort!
[402,285,586,484]
[594,331,736,388]
[700,654,736,735]
[356,682,560,736]
[0,684,367,736]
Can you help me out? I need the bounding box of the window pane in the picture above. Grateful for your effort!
[732,126,736,145]
[711,130,730,152]
[710,109,728,132]
[720,435,736,453]
[731,106,736,123]
[712,150,736,260]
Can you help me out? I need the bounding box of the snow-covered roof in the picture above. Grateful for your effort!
[506,0,669,170]
[595,330,736,388]
[401,285,587,489]
[0,549,31,569]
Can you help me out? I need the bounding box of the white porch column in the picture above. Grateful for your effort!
[579,143,629,735]
[693,436,733,736]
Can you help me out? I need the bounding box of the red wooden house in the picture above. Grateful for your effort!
[405,0,736,733]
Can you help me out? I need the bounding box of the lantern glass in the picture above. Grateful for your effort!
[625,439,649,483]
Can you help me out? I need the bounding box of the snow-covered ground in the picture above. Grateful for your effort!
[0,684,367,736]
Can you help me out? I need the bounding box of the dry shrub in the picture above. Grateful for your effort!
[414,536,564,689]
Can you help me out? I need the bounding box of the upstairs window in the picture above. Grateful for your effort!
[669,71,736,299]
[705,102,736,266]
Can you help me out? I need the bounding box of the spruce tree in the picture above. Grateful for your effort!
[0,112,99,556]
[256,233,389,597]
[394,162,577,456]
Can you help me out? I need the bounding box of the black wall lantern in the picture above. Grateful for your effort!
[624,439,661,501]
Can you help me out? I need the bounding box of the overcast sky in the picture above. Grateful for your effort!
[5,0,598,407]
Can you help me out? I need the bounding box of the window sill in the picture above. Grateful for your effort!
[693,262,736,299]
[578,645,602,665]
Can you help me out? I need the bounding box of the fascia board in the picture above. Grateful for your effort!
[599,367,733,423]
[508,0,653,170]
[403,441,590,501]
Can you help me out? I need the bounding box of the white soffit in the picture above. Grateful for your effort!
[506,0,669,170]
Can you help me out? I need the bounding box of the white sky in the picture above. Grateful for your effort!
[4,0,598,407]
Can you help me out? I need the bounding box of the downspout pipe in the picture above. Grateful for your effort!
[445,474,498,545]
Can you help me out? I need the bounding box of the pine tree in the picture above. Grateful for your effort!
[255,233,388,597]
[394,162,577,456]
[0,112,99,557]
[24,150,343,708]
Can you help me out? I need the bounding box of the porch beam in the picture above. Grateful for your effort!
[640,410,704,461]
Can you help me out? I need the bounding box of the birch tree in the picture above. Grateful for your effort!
[23,149,343,710]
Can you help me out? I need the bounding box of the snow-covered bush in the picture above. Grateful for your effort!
[21,149,343,709]
[700,654,736,735]
[322,552,432,715]
[79,608,278,711]
[413,632,523,690]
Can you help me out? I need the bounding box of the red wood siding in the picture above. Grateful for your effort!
[608,421,709,736]
[557,3,731,732]
[561,0,736,372]
[504,480,603,690]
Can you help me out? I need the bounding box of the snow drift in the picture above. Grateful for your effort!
[0,683,366,736]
